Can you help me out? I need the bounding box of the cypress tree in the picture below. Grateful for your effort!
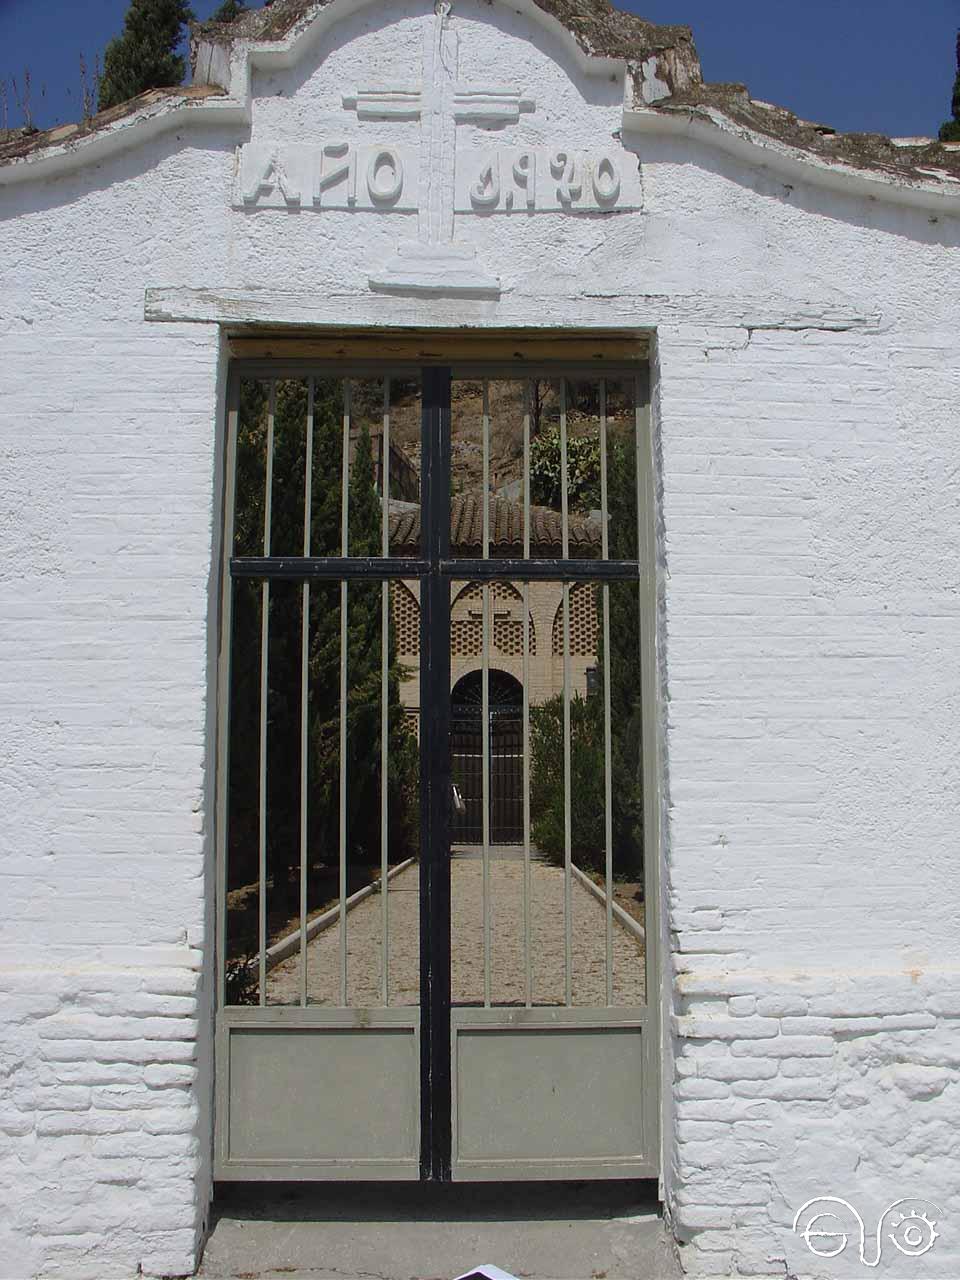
[228,379,417,933]
[602,429,644,881]
[939,31,960,143]
[98,0,195,112]
[210,0,247,22]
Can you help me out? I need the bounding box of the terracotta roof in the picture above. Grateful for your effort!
[389,495,601,557]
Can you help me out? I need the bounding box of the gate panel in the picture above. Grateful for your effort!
[452,1009,649,1178]
[447,374,657,1179]
[220,1013,419,1177]
[216,372,425,1178]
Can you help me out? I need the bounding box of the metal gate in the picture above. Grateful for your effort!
[451,670,523,845]
[214,350,659,1181]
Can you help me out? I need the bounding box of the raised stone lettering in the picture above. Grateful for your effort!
[454,147,641,214]
[513,151,536,209]
[592,154,621,205]
[234,143,419,212]
[551,151,582,208]
[366,148,404,203]
[470,158,501,209]
[241,145,301,206]
[314,143,357,207]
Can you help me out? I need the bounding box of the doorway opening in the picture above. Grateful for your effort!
[451,669,523,845]
[214,353,659,1182]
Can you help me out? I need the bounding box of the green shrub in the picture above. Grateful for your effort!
[529,425,645,882]
[530,678,644,880]
[530,692,605,871]
[529,428,601,512]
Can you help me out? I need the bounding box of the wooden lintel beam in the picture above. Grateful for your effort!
[226,331,650,364]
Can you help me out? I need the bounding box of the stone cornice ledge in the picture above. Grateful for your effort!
[145,285,883,332]
[623,106,960,214]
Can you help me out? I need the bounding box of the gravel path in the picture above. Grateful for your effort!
[266,856,645,1007]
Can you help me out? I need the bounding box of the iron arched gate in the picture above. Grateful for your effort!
[451,670,523,845]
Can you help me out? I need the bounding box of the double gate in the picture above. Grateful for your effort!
[214,350,659,1181]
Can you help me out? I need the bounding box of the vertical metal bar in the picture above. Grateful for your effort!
[636,369,658,1015]
[338,382,351,1007]
[215,375,240,1014]
[560,378,569,562]
[599,376,610,562]
[482,380,491,558]
[481,380,491,1008]
[420,367,452,1180]
[381,379,391,1007]
[300,379,314,1009]
[258,380,276,1006]
[638,366,663,1185]
[522,382,532,1009]
[599,379,614,1006]
[481,585,491,1007]
[560,381,572,1006]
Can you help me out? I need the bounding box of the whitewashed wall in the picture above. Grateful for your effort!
[1,1,958,1276]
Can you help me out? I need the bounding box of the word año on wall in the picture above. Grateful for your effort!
[234,142,642,213]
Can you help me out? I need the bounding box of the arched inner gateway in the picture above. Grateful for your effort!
[450,669,524,845]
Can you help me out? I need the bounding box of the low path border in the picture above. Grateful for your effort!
[570,863,646,942]
[264,857,417,974]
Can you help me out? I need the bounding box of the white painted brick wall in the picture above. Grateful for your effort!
[1,1,958,1276]
[0,319,219,1277]
[658,317,960,1277]
[0,966,204,1278]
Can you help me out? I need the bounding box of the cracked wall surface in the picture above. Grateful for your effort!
[0,1,958,1277]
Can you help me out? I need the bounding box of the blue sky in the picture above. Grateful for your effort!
[1,0,957,137]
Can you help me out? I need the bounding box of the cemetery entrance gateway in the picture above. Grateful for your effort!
[215,344,659,1182]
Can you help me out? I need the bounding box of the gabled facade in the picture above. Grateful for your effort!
[1,2,959,1277]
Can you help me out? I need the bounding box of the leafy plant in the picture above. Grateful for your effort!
[228,380,418,923]
[224,951,258,1006]
[530,690,605,870]
[528,432,644,881]
[529,428,601,512]
[210,0,248,21]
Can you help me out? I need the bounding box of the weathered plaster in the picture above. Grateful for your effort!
[2,0,959,212]
[1,2,958,1277]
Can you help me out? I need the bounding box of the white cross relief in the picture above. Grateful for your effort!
[342,0,535,295]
